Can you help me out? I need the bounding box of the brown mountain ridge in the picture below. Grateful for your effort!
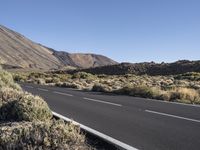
[0,25,117,70]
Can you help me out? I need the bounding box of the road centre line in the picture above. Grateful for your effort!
[37,88,48,92]
[83,97,122,107]
[144,98,200,108]
[53,91,73,97]
[25,85,34,88]
[145,109,200,123]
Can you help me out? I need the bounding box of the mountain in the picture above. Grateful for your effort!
[0,25,62,70]
[0,25,117,70]
[52,51,117,68]
[68,60,200,75]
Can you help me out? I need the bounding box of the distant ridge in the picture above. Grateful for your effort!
[52,51,117,68]
[0,25,117,70]
[67,60,200,75]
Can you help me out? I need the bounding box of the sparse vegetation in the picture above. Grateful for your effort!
[174,72,200,81]
[13,71,200,104]
[0,69,90,149]
[0,121,88,150]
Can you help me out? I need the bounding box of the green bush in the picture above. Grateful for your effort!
[36,78,46,85]
[56,82,80,89]
[72,72,95,80]
[0,120,89,150]
[28,72,48,79]
[174,72,200,81]
[0,93,52,122]
[92,84,110,92]
[0,71,21,90]
[0,70,89,149]
[169,88,200,104]
[12,73,28,82]
[0,87,23,107]
[129,86,155,98]
[115,85,162,99]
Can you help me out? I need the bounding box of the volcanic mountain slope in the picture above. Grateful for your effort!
[0,25,62,70]
[0,25,117,70]
[52,51,117,68]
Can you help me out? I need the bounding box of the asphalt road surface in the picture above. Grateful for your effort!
[20,82,200,150]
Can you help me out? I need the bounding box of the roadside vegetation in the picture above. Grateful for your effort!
[13,71,200,104]
[0,69,90,149]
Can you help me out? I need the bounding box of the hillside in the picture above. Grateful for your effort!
[0,25,117,70]
[68,60,200,75]
[52,51,117,68]
[0,25,62,70]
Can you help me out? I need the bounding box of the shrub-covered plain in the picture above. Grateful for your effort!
[13,71,200,104]
[0,69,90,149]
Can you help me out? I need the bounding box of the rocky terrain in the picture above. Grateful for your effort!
[69,60,200,76]
[0,25,117,70]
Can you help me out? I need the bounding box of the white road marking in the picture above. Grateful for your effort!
[53,91,73,97]
[145,109,200,123]
[25,85,34,88]
[83,97,122,107]
[37,88,48,92]
[143,98,200,108]
[52,111,137,150]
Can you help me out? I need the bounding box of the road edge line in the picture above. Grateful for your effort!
[52,111,138,150]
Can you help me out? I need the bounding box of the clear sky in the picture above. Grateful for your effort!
[0,0,200,63]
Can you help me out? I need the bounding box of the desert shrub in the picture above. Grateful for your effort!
[155,91,171,101]
[0,87,23,106]
[97,74,107,78]
[36,78,46,85]
[58,74,72,82]
[174,72,200,81]
[128,86,157,98]
[0,71,21,90]
[170,88,200,104]
[0,93,52,122]
[92,84,111,92]
[28,72,48,79]
[45,77,53,83]
[72,72,95,80]
[51,77,60,83]
[13,73,28,82]
[56,82,80,89]
[0,70,89,149]
[0,70,13,84]
[0,120,89,150]
[115,85,159,98]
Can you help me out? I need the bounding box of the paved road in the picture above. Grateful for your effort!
[20,83,200,150]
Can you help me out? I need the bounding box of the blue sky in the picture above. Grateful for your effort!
[0,0,200,63]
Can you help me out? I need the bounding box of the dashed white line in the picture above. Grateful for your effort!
[143,98,200,108]
[37,88,48,92]
[83,97,122,107]
[53,91,73,97]
[25,85,34,89]
[145,109,200,123]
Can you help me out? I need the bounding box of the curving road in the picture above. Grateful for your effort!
[21,82,200,150]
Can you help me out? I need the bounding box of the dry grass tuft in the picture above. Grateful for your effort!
[170,87,200,104]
